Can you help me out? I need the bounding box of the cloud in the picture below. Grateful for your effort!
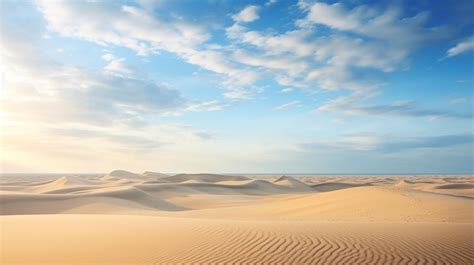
[186,100,230,112]
[233,49,308,76]
[265,0,278,7]
[3,64,183,126]
[1,17,182,127]
[102,53,137,76]
[223,89,254,100]
[34,0,450,103]
[224,1,445,97]
[300,2,443,46]
[378,134,474,153]
[102,53,116,61]
[445,36,474,58]
[232,5,260,23]
[300,133,474,153]
[36,1,209,55]
[35,0,258,97]
[299,2,446,70]
[332,118,346,125]
[223,86,263,100]
[191,131,214,140]
[0,3,226,159]
[316,95,471,119]
[449,97,467,104]
[227,27,314,58]
[274,100,301,110]
[51,127,166,150]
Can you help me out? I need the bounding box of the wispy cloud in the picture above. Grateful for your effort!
[274,100,301,110]
[449,97,467,105]
[316,93,471,119]
[102,53,138,76]
[36,0,259,97]
[0,4,218,160]
[265,0,278,7]
[34,0,448,101]
[444,36,474,58]
[300,133,474,153]
[186,100,230,112]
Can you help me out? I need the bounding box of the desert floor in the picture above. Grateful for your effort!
[1,171,473,264]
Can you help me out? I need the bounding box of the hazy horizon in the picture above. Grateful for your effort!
[1,171,472,175]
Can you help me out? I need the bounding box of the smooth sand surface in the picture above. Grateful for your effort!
[1,172,473,264]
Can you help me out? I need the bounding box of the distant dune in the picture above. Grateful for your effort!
[142,171,169,178]
[311,182,371,192]
[1,172,473,264]
[161,173,251,183]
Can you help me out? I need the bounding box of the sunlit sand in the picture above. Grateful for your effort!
[1,171,473,264]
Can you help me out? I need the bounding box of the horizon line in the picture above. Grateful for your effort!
[1,172,473,175]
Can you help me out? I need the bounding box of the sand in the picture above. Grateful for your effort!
[1,172,473,264]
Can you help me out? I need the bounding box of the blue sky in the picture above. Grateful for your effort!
[0,0,473,173]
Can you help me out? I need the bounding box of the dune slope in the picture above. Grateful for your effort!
[164,186,473,222]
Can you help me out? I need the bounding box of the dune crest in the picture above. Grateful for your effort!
[273,175,314,191]
[142,171,169,178]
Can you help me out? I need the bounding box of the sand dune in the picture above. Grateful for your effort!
[311,182,371,192]
[1,173,473,264]
[395,178,474,198]
[162,173,250,183]
[435,183,474,189]
[0,186,186,215]
[164,185,473,222]
[273,175,314,191]
[142,171,169,178]
[107,170,141,178]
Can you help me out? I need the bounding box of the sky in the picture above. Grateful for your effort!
[0,0,473,174]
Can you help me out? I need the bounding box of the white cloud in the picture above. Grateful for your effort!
[315,92,471,119]
[102,54,137,76]
[228,27,314,57]
[223,89,254,100]
[300,133,474,153]
[35,0,259,97]
[232,5,260,23]
[36,1,209,55]
[224,2,443,97]
[265,0,278,7]
[300,2,441,46]
[3,63,182,126]
[102,53,116,61]
[30,0,461,112]
[34,0,446,103]
[0,6,227,173]
[445,37,474,58]
[332,118,346,125]
[0,8,194,154]
[186,100,230,112]
[280,87,294,93]
[274,100,301,110]
[302,2,364,31]
[449,97,467,104]
[233,49,308,76]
